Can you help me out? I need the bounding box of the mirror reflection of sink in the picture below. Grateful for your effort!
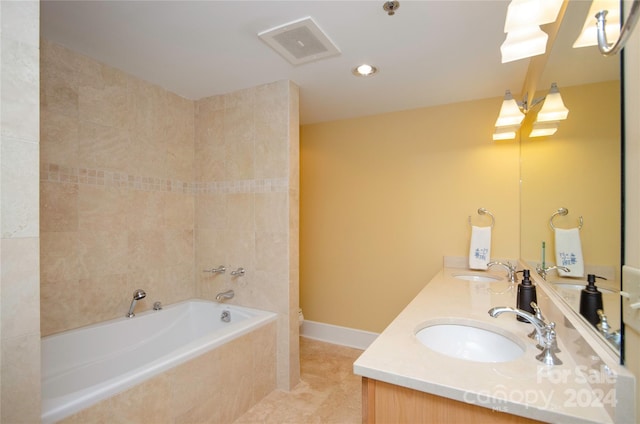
[452,273,503,283]
[415,320,525,363]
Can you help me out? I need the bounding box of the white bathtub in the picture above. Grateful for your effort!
[41,299,277,423]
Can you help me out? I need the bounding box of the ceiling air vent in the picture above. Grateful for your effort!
[258,17,341,66]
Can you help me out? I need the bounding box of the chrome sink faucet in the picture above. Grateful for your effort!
[488,306,562,365]
[487,261,518,283]
[535,264,570,281]
[216,290,234,302]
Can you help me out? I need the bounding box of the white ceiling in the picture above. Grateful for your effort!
[40,0,619,125]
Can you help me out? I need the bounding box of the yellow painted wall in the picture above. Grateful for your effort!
[301,97,520,333]
[520,81,621,277]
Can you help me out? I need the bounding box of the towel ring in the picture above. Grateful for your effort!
[468,208,495,228]
[549,207,583,230]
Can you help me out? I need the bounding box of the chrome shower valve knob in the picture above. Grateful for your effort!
[231,267,245,276]
[203,265,226,274]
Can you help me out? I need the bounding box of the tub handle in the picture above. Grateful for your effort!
[203,265,226,274]
[231,267,245,276]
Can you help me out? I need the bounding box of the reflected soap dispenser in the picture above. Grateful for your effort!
[516,269,537,322]
[579,274,604,327]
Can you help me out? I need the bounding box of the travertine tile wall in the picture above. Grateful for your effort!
[40,40,196,335]
[194,80,300,390]
[0,1,42,422]
[40,41,300,389]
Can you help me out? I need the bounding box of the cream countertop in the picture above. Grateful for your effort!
[353,266,621,424]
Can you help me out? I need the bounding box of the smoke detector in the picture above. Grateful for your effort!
[258,17,341,66]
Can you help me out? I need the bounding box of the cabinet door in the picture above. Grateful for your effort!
[362,378,545,424]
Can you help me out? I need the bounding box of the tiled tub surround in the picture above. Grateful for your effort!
[42,300,277,423]
[40,39,300,391]
[354,261,635,423]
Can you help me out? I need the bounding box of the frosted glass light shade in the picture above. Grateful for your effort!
[493,126,519,141]
[500,26,548,63]
[536,83,569,122]
[504,0,564,32]
[529,121,558,137]
[538,0,564,24]
[573,0,620,48]
[495,90,525,127]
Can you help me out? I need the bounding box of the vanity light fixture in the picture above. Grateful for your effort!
[493,125,520,141]
[500,0,564,63]
[495,90,525,128]
[500,26,549,63]
[529,121,559,137]
[594,0,640,55]
[352,64,378,77]
[574,0,640,56]
[535,83,569,122]
[573,0,621,48]
[492,83,568,140]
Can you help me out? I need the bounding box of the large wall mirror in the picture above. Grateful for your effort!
[520,0,622,355]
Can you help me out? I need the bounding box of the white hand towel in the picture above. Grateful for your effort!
[554,228,585,277]
[469,225,491,270]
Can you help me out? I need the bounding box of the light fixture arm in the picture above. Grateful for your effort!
[516,90,546,114]
[521,94,546,113]
[595,0,640,56]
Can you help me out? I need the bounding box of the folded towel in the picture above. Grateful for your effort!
[555,228,584,277]
[469,225,491,270]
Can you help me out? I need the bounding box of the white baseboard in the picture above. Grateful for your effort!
[300,320,379,350]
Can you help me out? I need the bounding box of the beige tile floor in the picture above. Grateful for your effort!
[234,337,363,424]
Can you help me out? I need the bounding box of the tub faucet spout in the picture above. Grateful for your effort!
[126,289,146,318]
[216,290,235,302]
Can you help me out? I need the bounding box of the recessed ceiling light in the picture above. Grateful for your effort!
[352,64,378,77]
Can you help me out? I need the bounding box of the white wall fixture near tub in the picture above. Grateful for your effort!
[41,299,277,423]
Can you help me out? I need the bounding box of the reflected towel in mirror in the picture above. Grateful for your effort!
[469,225,491,270]
[555,227,585,277]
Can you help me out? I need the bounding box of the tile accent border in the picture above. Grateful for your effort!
[40,162,288,194]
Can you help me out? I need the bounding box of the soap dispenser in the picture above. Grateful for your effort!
[516,269,537,322]
[579,274,604,327]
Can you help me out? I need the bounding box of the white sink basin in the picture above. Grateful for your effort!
[452,273,503,283]
[415,321,525,363]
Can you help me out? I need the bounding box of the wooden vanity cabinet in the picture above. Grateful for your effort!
[362,378,546,424]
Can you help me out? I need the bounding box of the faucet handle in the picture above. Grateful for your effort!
[535,325,563,365]
[204,265,226,274]
[528,302,546,341]
[230,267,245,276]
[597,309,611,335]
[530,302,545,321]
